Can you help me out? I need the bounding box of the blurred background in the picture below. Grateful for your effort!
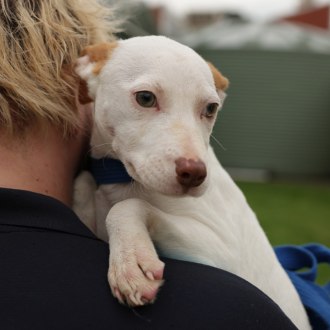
[109,0,329,281]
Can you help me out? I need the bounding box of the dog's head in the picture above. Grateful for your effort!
[76,36,228,196]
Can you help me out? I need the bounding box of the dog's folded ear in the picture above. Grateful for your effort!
[207,62,229,92]
[80,42,118,75]
[75,42,118,104]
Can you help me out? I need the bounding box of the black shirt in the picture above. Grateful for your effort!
[0,188,297,329]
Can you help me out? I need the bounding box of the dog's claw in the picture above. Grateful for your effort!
[113,287,125,305]
[128,293,139,306]
[108,239,164,307]
[146,271,155,281]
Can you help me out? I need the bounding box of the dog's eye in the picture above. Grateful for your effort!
[202,103,219,118]
[135,91,157,108]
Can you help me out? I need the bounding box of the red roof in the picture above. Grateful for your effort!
[280,5,329,30]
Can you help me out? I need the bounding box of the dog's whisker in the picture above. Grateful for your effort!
[88,142,112,154]
[128,182,136,194]
[128,180,138,192]
[211,134,226,151]
[91,142,112,150]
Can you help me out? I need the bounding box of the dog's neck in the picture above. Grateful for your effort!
[89,157,132,185]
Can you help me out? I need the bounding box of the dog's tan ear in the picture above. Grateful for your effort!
[76,42,118,104]
[81,42,118,75]
[207,62,229,91]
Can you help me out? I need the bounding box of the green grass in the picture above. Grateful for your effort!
[236,181,330,284]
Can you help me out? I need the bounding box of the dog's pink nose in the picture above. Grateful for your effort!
[175,157,207,188]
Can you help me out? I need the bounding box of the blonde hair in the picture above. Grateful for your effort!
[0,0,118,136]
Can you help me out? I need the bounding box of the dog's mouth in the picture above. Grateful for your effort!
[181,178,208,197]
[124,159,208,197]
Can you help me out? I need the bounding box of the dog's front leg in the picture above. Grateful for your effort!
[106,198,165,307]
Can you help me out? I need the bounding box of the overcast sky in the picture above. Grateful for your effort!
[138,0,330,21]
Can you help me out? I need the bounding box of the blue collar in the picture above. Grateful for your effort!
[89,157,133,185]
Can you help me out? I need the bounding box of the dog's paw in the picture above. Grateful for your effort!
[108,240,165,306]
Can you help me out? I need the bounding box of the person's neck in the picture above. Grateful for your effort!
[0,127,85,207]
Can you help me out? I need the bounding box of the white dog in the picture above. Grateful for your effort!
[74,36,310,329]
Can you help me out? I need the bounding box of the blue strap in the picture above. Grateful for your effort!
[275,244,330,330]
[89,157,132,185]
